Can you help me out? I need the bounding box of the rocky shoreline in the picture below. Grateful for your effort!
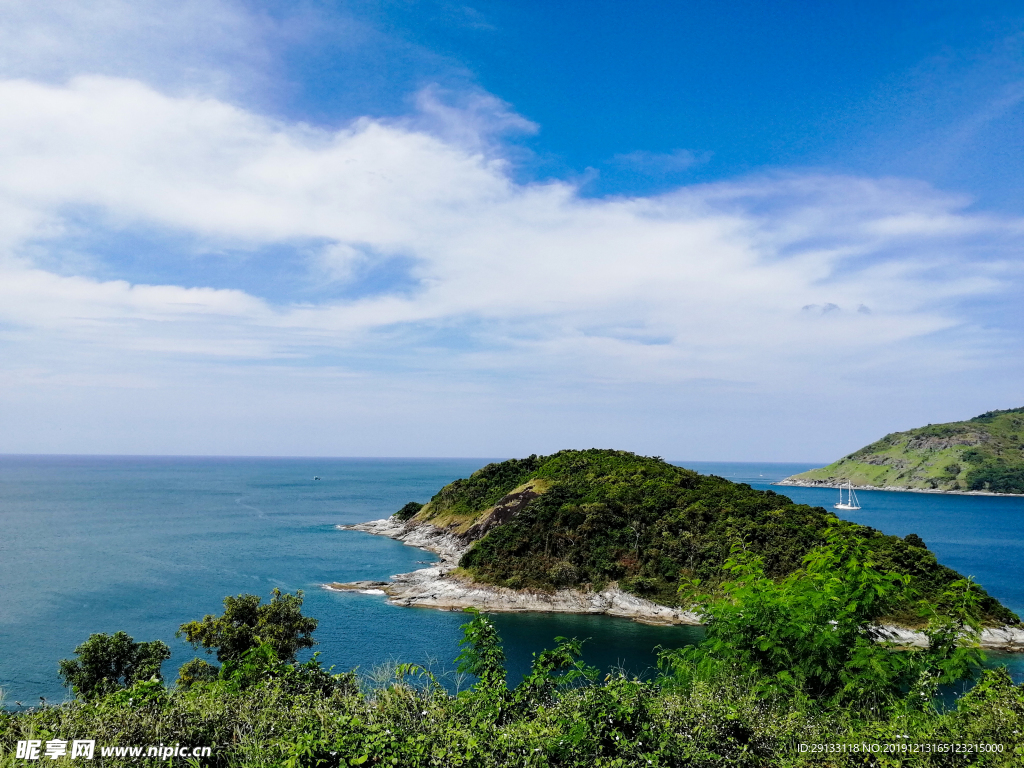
[327,517,1024,650]
[774,479,1020,497]
[325,518,700,626]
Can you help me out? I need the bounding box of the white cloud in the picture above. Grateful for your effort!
[0,76,1022,456]
[0,0,275,97]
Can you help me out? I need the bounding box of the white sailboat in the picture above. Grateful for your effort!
[834,482,861,510]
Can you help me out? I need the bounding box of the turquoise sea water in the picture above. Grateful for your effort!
[1,456,1022,708]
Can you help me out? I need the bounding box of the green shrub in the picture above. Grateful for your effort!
[177,588,318,664]
[57,632,171,700]
[393,501,424,521]
[666,529,985,710]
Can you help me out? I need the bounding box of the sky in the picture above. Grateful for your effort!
[0,0,1022,461]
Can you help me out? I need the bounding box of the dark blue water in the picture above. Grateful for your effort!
[1,456,1021,708]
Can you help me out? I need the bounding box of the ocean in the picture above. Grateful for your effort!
[1,455,1022,707]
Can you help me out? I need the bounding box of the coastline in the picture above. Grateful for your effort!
[327,518,1024,649]
[325,518,700,626]
[774,479,1023,497]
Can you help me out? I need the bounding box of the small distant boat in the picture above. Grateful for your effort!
[313,476,321,481]
[834,482,861,510]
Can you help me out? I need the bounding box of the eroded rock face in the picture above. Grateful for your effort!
[904,433,989,452]
[860,455,907,467]
[978,626,1024,651]
[461,487,539,542]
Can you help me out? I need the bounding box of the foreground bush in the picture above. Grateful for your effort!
[3,615,1024,766]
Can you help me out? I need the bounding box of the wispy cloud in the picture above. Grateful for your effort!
[0,77,1019,394]
[0,4,1022,457]
[0,0,276,97]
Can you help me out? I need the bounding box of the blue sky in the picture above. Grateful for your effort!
[0,0,1022,460]
[275,1,1024,203]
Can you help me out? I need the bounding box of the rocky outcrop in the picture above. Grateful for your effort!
[871,624,1024,652]
[904,432,988,452]
[462,486,540,541]
[978,625,1024,652]
[327,518,701,626]
[328,517,1024,645]
[341,518,470,565]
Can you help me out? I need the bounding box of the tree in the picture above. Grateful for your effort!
[453,608,595,724]
[175,657,219,689]
[675,529,910,703]
[669,527,984,708]
[177,588,318,664]
[394,501,424,521]
[58,632,170,699]
[455,608,507,692]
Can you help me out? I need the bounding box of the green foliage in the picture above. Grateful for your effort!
[7,602,1024,767]
[917,577,987,695]
[57,632,170,700]
[509,636,597,716]
[970,406,1024,422]
[425,455,543,519]
[176,657,219,689]
[673,530,912,704]
[447,449,1015,625]
[104,677,169,709]
[454,608,507,692]
[177,588,318,664]
[213,644,356,697]
[965,460,1024,493]
[548,560,579,587]
[451,608,599,736]
[668,530,988,711]
[393,501,424,521]
[905,533,927,549]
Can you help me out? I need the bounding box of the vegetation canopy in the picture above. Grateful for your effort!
[57,632,171,700]
[670,528,986,708]
[177,588,318,666]
[405,449,1016,625]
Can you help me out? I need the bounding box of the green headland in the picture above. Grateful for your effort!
[401,448,1017,627]
[781,407,1024,495]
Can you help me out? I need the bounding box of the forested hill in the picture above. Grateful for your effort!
[781,407,1024,495]
[398,449,1017,626]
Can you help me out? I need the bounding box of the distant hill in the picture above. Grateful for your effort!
[781,407,1024,494]
[400,449,1017,626]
